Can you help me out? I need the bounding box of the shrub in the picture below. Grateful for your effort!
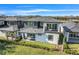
[64,49,71,54]
[64,43,69,49]
[64,49,78,55]
[0,42,7,55]
[70,50,78,55]
[58,34,64,44]
[18,41,55,51]
[0,39,56,51]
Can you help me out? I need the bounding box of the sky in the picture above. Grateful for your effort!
[0,4,79,16]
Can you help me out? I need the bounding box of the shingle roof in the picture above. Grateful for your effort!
[6,16,17,21]
[0,16,60,22]
[0,16,6,21]
[70,24,79,32]
[24,17,60,22]
[63,21,79,32]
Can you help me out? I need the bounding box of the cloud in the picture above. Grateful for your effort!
[0,9,79,16]
[10,9,79,15]
[12,9,53,13]
[0,10,5,14]
[10,9,79,14]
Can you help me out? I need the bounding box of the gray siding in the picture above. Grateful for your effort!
[67,38,79,43]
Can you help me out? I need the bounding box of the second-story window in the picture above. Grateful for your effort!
[34,22,38,26]
[29,21,34,27]
[0,21,4,25]
[40,22,43,28]
[37,22,43,28]
[47,24,57,30]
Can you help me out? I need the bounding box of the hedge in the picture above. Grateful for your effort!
[0,39,56,51]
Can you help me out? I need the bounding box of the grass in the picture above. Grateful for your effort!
[64,44,79,55]
[0,39,56,51]
[0,36,6,40]
[68,44,79,54]
[18,41,56,51]
[0,34,79,55]
[4,45,65,55]
[68,44,79,49]
[0,39,66,55]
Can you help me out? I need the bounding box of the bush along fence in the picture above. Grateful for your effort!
[0,37,79,54]
[0,39,58,51]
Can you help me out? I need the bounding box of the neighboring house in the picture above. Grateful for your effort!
[61,21,79,43]
[0,16,18,40]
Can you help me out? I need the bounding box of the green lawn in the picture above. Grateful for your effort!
[64,43,79,55]
[0,39,66,55]
[68,44,79,54]
[3,45,66,55]
[68,44,79,49]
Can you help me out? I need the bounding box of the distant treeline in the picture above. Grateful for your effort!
[26,15,79,20]
[0,15,79,20]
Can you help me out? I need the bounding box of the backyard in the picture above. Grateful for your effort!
[0,39,66,55]
[0,37,79,55]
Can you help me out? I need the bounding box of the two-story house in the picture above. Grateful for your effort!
[17,17,62,44]
[0,16,62,44]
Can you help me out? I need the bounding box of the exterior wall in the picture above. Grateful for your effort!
[53,34,59,44]
[46,33,59,44]
[66,32,79,43]
[58,24,64,33]
[35,34,48,42]
[64,32,79,43]
[19,32,59,44]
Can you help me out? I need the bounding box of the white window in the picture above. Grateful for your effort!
[48,35,53,41]
[47,24,57,30]
[69,32,79,38]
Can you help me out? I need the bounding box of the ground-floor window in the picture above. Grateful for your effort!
[38,33,42,36]
[48,35,53,41]
[69,32,79,38]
